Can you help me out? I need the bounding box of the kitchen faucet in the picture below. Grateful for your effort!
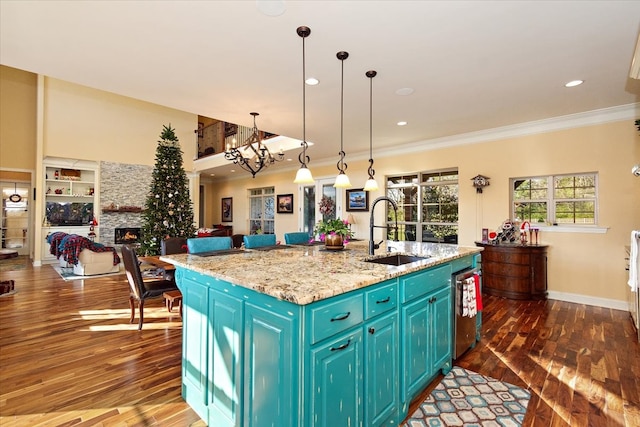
[369,196,398,255]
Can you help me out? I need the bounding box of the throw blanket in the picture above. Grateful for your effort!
[46,232,120,266]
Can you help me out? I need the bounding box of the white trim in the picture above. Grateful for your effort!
[548,291,627,311]
[535,225,608,234]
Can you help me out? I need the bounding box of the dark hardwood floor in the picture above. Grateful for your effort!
[1,260,639,426]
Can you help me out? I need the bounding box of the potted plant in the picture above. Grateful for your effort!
[314,218,354,250]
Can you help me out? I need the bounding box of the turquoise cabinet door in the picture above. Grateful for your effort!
[365,312,399,427]
[400,296,429,404]
[181,276,209,421]
[430,286,452,373]
[244,301,298,427]
[310,329,364,427]
[207,288,243,427]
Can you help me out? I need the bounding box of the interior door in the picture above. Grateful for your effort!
[299,178,344,235]
[1,181,30,255]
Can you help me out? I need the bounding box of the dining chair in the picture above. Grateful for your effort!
[161,237,188,255]
[121,245,179,330]
[284,232,311,245]
[243,234,277,249]
[187,236,233,254]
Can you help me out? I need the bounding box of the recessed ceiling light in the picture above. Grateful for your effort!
[397,121,408,126]
[306,77,319,86]
[231,169,236,173]
[256,0,286,17]
[565,80,584,88]
[210,173,215,176]
[395,88,414,96]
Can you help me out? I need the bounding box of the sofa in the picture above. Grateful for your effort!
[47,232,120,276]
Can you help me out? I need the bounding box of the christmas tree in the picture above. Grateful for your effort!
[140,124,196,255]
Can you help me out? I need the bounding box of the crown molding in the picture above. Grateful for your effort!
[374,103,639,159]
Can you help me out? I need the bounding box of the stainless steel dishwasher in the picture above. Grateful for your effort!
[452,267,481,359]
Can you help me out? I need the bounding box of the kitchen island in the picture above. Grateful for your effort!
[161,240,482,427]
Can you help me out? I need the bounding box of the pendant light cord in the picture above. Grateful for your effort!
[366,70,377,180]
[336,51,349,174]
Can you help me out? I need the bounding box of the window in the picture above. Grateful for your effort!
[511,173,597,225]
[248,187,275,234]
[386,169,458,243]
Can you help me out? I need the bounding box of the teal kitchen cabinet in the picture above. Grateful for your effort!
[177,269,300,427]
[309,328,364,427]
[175,255,469,426]
[364,281,399,426]
[244,301,298,427]
[399,264,452,411]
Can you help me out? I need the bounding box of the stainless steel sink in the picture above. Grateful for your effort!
[365,254,430,266]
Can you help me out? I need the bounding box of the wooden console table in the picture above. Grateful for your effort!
[475,242,548,300]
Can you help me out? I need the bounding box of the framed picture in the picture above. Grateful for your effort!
[277,194,294,214]
[224,122,238,138]
[221,197,233,222]
[346,188,369,211]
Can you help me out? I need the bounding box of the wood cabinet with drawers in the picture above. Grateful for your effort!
[475,242,548,300]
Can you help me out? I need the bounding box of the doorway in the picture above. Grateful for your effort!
[299,178,344,235]
[1,180,31,256]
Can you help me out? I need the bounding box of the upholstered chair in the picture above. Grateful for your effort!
[284,232,311,245]
[243,234,277,249]
[186,236,233,254]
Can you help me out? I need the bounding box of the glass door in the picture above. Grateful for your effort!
[1,181,30,255]
[299,178,344,235]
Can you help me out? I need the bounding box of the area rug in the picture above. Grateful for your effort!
[0,255,29,272]
[403,366,530,427]
[52,265,124,281]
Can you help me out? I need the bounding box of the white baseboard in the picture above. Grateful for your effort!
[547,291,628,311]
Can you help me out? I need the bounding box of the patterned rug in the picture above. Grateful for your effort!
[403,366,530,427]
[0,255,29,272]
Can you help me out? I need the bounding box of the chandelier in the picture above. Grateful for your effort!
[224,112,284,178]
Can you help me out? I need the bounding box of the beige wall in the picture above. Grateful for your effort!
[0,65,37,170]
[209,120,640,304]
[42,78,197,165]
[3,65,639,305]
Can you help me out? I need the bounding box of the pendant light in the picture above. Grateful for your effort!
[294,26,315,184]
[333,51,351,188]
[363,70,379,192]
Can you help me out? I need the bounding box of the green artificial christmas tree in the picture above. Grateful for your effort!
[140,124,196,255]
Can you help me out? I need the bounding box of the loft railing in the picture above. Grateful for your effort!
[197,121,277,159]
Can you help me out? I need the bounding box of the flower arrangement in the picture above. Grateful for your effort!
[314,218,354,242]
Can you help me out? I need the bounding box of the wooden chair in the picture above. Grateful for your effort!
[121,245,179,330]
[243,234,276,249]
[284,232,311,245]
[161,237,188,255]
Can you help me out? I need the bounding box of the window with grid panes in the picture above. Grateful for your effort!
[248,187,275,235]
[386,175,419,241]
[511,173,597,225]
[421,170,458,243]
[385,170,458,243]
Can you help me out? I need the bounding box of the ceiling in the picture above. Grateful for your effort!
[2,1,639,178]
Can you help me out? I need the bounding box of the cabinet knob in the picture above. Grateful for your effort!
[368,327,375,334]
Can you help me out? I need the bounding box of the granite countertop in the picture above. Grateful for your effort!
[160,240,482,305]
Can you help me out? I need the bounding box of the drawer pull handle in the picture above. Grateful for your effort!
[331,312,351,322]
[376,297,391,304]
[330,339,351,351]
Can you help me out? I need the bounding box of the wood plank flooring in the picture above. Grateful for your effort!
[1,261,639,426]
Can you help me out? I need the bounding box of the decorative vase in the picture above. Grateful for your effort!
[324,234,344,250]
